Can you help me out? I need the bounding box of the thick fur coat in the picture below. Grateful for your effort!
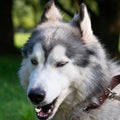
[19,1,120,120]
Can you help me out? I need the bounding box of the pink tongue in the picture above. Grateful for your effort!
[37,111,49,118]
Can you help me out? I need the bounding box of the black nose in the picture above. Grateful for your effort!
[28,88,45,104]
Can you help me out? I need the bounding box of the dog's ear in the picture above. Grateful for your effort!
[40,0,62,23]
[73,3,94,43]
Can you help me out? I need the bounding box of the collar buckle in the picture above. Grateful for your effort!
[84,75,120,111]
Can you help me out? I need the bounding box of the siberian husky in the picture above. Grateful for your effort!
[18,1,120,120]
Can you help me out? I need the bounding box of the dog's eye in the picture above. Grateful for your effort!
[31,58,38,65]
[56,61,68,67]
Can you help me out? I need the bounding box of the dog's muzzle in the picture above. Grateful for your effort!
[28,88,58,120]
[35,98,57,120]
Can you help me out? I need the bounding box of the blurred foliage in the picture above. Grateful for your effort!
[12,0,120,56]
[13,0,41,30]
[12,0,73,29]
[12,0,97,29]
[85,0,99,15]
[14,33,31,48]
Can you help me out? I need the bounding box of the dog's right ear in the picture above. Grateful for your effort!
[39,0,63,24]
[73,3,95,43]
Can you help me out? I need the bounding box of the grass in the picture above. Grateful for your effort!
[0,55,36,120]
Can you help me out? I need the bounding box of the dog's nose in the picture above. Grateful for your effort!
[28,88,45,104]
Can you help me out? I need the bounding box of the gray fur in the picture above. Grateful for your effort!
[23,25,90,67]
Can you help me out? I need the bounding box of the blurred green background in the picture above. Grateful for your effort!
[0,0,120,120]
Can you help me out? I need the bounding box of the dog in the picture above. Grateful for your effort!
[18,1,120,120]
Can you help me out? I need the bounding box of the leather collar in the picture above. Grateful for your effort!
[84,75,120,111]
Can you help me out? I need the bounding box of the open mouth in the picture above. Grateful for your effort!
[35,99,57,120]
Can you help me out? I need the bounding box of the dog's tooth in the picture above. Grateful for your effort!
[51,105,54,109]
[48,109,51,114]
[44,114,47,117]
[35,108,41,113]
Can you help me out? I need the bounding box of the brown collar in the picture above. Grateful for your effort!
[84,75,120,111]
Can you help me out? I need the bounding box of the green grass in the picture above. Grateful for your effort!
[14,33,31,48]
[0,55,36,120]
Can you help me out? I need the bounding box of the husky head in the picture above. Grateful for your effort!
[19,1,110,120]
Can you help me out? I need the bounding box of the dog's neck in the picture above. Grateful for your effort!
[84,75,120,111]
[53,75,120,120]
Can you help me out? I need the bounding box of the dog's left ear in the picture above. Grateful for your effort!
[73,3,94,42]
[40,0,63,23]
